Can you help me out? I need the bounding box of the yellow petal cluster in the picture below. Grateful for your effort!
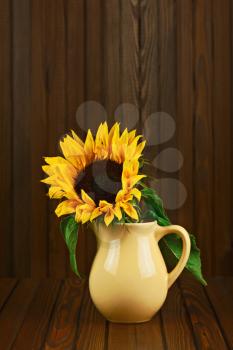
[42,122,146,226]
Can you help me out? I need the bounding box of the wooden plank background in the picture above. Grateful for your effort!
[0,0,232,277]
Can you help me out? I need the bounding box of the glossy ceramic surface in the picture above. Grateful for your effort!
[89,221,190,323]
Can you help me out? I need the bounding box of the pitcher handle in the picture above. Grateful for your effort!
[155,225,191,288]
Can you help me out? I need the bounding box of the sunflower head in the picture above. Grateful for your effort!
[41,122,146,226]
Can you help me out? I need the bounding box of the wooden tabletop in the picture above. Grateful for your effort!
[0,275,232,350]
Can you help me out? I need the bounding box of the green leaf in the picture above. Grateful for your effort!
[142,187,207,285]
[60,214,81,278]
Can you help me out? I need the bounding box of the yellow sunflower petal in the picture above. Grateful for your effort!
[84,129,95,159]
[113,205,122,221]
[121,203,138,221]
[55,199,77,217]
[81,189,95,207]
[133,140,146,159]
[60,135,85,159]
[104,210,114,226]
[48,186,64,199]
[75,207,82,222]
[44,156,68,166]
[71,130,84,147]
[81,211,92,224]
[128,129,136,144]
[130,188,141,201]
[90,207,103,221]
[108,122,120,145]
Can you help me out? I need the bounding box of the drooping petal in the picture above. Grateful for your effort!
[81,189,96,207]
[90,207,102,221]
[55,199,77,217]
[104,210,114,226]
[130,188,141,201]
[121,202,138,221]
[113,205,122,221]
[81,211,92,224]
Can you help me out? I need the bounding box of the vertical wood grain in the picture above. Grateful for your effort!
[46,0,67,277]
[66,0,86,276]
[0,0,12,276]
[30,0,48,277]
[103,0,121,116]
[212,0,232,274]
[120,0,140,112]
[0,0,233,277]
[193,0,214,276]
[139,0,159,181]
[176,0,194,232]
[161,283,196,350]
[12,0,31,276]
[158,0,177,223]
[85,0,103,273]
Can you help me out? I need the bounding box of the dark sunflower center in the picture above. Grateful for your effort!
[75,160,123,204]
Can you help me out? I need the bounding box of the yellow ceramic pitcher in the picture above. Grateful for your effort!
[89,221,191,323]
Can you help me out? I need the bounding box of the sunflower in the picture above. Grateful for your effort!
[41,122,146,226]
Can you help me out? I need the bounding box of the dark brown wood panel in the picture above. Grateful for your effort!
[30,0,48,278]
[0,0,12,277]
[176,0,194,233]
[0,278,232,349]
[0,279,17,310]
[12,280,61,350]
[212,0,232,274]
[66,0,86,276]
[193,0,214,276]
[46,0,67,278]
[206,277,233,349]
[180,274,228,349]
[161,283,196,350]
[12,0,31,277]
[75,287,106,350]
[0,279,39,349]
[0,0,232,277]
[44,279,84,350]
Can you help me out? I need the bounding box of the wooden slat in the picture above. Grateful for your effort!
[75,287,106,350]
[103,0,121,116]
[85,0,103,273]
[161,283,196,349]
[135,314,164,350]
[0,279,17,310]
[193,0,214,276]
[30,0,48,277]
[44,279,85,350]
[0,280,39,349]
[0,0,12,276]
[180,274,228,349]
[158,0,177,223]
[176,0,194,232]
[66,0,86,276]
[139,0,159,182]
[12,0,31,277]
[212,0,232,274]
[206,277,233,349]
[120,0,140,111]
[108,323,137,350]
[12,280,61,350]
[108,319,164,350]
[46,0,67,277]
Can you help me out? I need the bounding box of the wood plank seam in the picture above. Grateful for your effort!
[178,279,200,350]
[203,287,232,350]
[0,279,18,313]
[71,280,88,349]
[41,280,64,348]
